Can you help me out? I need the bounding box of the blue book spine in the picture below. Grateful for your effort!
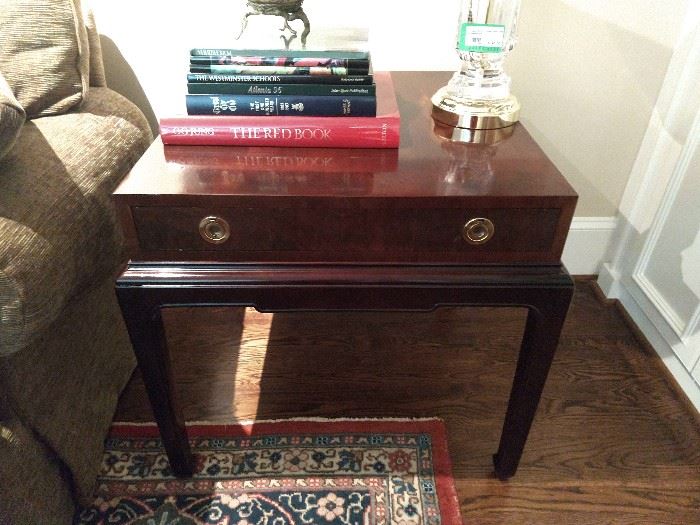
[185,94,377,117]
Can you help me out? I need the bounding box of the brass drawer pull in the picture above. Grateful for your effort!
[462,217,494,245]
[199,216,230,244]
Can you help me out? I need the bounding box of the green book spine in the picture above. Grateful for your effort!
[187,83,376,96]
[190,48,369,60]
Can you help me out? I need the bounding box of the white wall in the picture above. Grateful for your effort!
[90,0,687,219]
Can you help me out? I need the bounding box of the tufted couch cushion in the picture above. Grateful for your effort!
[0,87,152,355]
[0,73,25,160]
[0,0,90,118]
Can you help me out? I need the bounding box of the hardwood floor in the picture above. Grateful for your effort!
[115,277,700,524]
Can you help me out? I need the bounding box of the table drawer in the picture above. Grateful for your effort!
[131,204,566,263]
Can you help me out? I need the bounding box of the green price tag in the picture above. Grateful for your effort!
[458,23,506,53]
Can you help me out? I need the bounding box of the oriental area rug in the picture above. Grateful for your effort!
[74,418,462,525]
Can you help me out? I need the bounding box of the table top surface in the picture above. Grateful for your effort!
[115,71,577,203]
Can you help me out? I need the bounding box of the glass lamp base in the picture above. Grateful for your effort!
[431,86,520,130]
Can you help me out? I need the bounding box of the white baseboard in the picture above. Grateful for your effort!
[562,217,619,275]
[598,270,700,414]
[597,262,620,297]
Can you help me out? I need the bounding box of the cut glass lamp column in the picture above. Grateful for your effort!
[432,0,522,131]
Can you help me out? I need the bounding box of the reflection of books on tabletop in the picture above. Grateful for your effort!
[160,72,400,148]
[163,144,399,173]
[179,167,377,196]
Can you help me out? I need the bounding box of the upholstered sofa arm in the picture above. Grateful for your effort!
[0,214,77,357]
[0,211,91,358]
[0,88,152,357]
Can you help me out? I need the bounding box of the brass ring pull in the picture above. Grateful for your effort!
[199,216,230,244]
[462,217,494,245]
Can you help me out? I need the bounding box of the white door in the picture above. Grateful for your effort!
[599,8,700,410]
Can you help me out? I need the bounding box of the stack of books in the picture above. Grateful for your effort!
[159,47,400,148]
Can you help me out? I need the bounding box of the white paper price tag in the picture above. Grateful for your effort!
[458,23,505,53]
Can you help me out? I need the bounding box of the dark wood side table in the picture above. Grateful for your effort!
[113,71,577,479]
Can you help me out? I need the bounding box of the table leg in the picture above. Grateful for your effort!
[116,288,194,477]
[116,264,573,480]
[492,287,574,478]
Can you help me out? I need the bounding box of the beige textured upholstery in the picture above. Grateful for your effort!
[0,88,151,356]
[0,277,137,503]
[0,0,90,118]
[0,396,76,524]
[86,10,107,88]
[0,73,25,160]
[0,2,154,521]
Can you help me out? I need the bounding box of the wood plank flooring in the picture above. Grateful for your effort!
[115,277,700,524]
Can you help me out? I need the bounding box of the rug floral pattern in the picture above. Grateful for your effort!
[74,419,460,525]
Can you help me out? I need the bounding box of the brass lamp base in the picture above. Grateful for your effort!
[432,119,515,145]
[431,87,520,131]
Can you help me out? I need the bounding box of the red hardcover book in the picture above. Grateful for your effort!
[159,72,400,149]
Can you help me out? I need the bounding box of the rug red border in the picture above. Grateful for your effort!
[110,418,462,525]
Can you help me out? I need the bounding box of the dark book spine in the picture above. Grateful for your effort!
[185,94,377,117]
[190,56,371,70]
[187,83,376,96]
[186,73,374,85]
[189,64,371,75]
[190,48,370,60]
